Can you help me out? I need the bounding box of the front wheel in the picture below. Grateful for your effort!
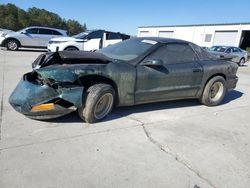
[238,58,245,66]
[6,39,19,51]
[78,84,115,123]
[199,76,226,106]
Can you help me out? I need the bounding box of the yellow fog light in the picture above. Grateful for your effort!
[31,103,55,112]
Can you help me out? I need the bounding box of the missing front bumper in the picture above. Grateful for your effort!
[9,73,84,119]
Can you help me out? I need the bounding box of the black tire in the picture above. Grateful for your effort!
[238,58,245,66]
[199,76,226,106]
[6,39,19,51]
[78,84,115,123]
[64,46,79,51]
[78,106,86,121]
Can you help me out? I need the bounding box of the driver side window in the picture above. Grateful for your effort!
[87,30,104,39]
[26,28,39,34]
[225,48,232,53]
[145,43,198,64]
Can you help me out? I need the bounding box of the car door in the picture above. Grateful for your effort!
[19,28,40,46]
[83,30,104,51]
[135,43,203,104]
[37,29,56,47]
[104,32,123,47]
[231,47,242,62]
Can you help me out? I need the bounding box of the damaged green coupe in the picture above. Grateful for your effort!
[9,37,238,123]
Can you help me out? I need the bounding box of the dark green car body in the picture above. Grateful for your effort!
[9,37,238,120]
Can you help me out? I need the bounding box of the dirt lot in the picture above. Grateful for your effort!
[0,49,250,188]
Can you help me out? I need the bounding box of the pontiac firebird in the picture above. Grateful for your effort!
[9,37,238,123]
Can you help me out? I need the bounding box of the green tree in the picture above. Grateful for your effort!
[66,19,86,35]
[0,3,86,35]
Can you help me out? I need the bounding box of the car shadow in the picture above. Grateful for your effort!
[17,49,47,53]
[1,47,47,53]
[240,64,248,67]
[221,90,243,104]
[43,90,243,124]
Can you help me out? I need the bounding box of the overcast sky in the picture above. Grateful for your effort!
[1,0,250,35]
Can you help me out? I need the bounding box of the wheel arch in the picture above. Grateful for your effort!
[206,73,226,82]
[236,56,246,66]
[2,37,21,47]
[198,73,227,98]
[63,46,79,51]
[76,75,119,105]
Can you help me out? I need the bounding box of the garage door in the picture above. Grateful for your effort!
[158,31,174,38]
[213,31,238,46]
[139,31,150,37]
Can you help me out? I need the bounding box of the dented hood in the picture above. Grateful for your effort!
[32,51,112,69]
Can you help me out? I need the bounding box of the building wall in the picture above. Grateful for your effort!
[138,24,250,47]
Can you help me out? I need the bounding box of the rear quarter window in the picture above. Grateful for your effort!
[52,30,63,36]
[107,32,122,40]
[189,43,210,60]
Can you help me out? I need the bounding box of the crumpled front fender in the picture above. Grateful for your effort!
[9,75,84,116]
[57,87,83,108]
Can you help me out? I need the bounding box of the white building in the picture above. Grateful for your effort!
[138,23,250,49]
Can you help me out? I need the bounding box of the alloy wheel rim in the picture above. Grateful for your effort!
[8,41,17,50]
[240,59,245,66]
[94,93,113,119]
[209,82,224,102]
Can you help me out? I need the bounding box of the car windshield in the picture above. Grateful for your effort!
[98,38,157,61]
[209,46,227,52]
[72,32,88,39]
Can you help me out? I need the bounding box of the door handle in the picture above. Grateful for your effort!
[193,68,202,73]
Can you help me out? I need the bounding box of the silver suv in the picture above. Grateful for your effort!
[0,26,67,51]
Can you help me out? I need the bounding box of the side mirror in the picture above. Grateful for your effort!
[141,59,163,66]
[21,31,27,34]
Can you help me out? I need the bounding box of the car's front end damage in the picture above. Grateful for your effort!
[9,51,112,120]
[9,71,84,119]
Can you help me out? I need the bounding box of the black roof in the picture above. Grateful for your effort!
[138,37,190,44]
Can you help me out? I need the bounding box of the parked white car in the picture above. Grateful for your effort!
[0,26,67,51]
[0,28,13,47]
[47,30,130,52]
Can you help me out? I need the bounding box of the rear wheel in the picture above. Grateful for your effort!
[6,39,19,51]
[238,58,245,66]
[199,76,226,106]
[78,84,115,123]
